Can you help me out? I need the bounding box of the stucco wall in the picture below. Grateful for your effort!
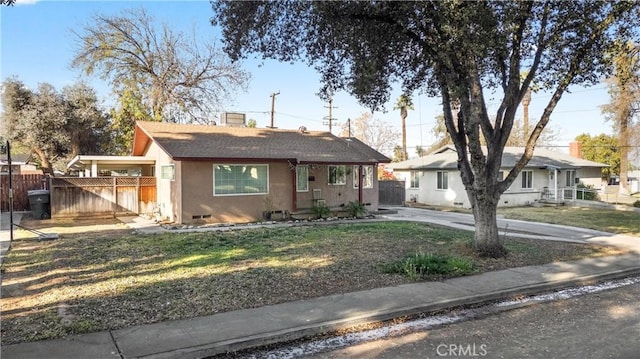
[177,161,291,223]
[297,165,379,211]
[177,162,380,224]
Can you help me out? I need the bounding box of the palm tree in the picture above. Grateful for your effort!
[520,71,540,145]
[393,94,414,161]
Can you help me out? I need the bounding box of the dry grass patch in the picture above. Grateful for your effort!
[0,217,626,344]
[498,206,640,236]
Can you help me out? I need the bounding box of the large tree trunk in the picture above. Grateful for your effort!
[33,147,54,176]
[469,189,506,257]
[401,112,407,161]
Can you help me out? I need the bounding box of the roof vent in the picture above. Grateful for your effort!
[299,126,307,133]
[219,112,246,127]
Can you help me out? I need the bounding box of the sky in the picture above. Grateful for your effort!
[1,0,616,157]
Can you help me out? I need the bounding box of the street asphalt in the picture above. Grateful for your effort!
[1,207,639,359]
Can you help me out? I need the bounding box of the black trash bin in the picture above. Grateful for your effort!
[27,189,51,219]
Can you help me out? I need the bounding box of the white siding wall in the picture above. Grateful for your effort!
[147,141,176,222]
[398,167,560,208]
[577,167,604,188]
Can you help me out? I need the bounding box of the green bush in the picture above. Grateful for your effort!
[633,200,640,208]
[576,182,599,201]
[345,200,367,218]
[384,253,475,280]
[312,203,331,219]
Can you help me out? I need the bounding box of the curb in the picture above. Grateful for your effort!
[142,266,640,359]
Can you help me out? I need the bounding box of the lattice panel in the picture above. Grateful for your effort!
[52,177,113,187]
[116,177,138,186]
[139,177,156,186]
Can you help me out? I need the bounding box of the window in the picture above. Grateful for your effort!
[296,165,309,192]
[521,170,533,189]
[214,164,268,195]
[410,171,420,188]
[353,165,374,189]
[328,165,346,185]
[565,170,576,187]
[160,164,175,180]
[437,171,448,190]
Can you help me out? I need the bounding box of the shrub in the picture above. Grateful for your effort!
[346,200,367,218]
[384,253,475,280]
[312,203,331,219]
[633,200,640,208]
[576,182,599,201]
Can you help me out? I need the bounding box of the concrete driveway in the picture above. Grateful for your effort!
[381,207,640,252]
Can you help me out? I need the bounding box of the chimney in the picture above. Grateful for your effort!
[569,141,582,159]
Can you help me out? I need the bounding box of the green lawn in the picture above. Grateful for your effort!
[0,219,626,344]
[497,207,640,236]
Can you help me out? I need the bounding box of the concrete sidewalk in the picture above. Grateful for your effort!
[3,251,640,359]
[0,211,25,266]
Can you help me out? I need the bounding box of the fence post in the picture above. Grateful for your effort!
[113,177,117,217]
[136,177,140,214]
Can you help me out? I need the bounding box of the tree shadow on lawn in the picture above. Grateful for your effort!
[0,218,625,345]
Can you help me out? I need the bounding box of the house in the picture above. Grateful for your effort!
[0,153,41,175]
[390,145,607,208]
[67,155,155,177]
[128,120,390,224]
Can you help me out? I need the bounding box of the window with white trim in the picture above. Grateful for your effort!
[214,164,268,195]
[437,171,448,190]
[410,171,420,188]
[328,165,346,185]
[521,170,533,189]
[353,165,374,189]
[296,165,309,192]
[565,170,576,187]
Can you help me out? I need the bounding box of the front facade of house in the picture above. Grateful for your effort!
[133,121,390,224]
[391,146,606,208]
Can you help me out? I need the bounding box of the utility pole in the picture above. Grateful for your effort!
[347,118,352,137]
[269,91,280,128]
[324,96,338,133]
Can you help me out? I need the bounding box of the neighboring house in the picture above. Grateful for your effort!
[128,120,390,224]
[67,155,155,177]
[0,153,41,175]
[390,145,606,208]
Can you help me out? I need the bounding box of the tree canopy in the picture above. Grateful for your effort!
[72,8,249,125]
[212,0,639,256]
[601,41,640,191]
[575,133,620,181]
[0,78,109,174]
[338,112,399,156]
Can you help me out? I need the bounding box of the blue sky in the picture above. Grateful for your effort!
[1,0,614,156]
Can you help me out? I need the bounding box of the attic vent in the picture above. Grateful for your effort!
[219,112,246,127]
[299,126,307,133]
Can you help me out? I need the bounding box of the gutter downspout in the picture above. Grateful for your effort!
[554,167,558,204]
[358,165,363,204]
[292,166,297,212]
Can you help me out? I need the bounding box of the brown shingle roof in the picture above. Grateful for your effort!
[390,146,607,170]
[133,121,390,164]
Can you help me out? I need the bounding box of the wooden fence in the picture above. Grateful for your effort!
[50,177,156,218]
[378,180,406,206]
[0,174,49,211]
